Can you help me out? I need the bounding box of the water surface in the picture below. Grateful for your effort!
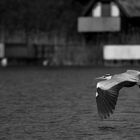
[0,67,140,139]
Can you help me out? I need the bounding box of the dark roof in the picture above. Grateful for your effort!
[118,0,140,17]
[82,0,140,17]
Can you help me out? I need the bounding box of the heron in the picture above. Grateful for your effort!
[95,70,140,119]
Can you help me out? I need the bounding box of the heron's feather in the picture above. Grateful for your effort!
[97,78,120,90]
[103,95,113,114]
[97,73,137,90]
[126,70,140,75]
[96,87,118,119]
[96,80,136,119]
[96,94,110,119]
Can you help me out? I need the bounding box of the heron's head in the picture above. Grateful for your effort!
[96,74,112,80]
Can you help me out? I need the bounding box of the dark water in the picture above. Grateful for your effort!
[0,67,140,140]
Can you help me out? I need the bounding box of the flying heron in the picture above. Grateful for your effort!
[95,70,140,119]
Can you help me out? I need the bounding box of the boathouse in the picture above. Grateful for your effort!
[78,0,140,65]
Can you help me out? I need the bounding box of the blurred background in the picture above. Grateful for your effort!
[1,1,140,139]
[0,0,140,67]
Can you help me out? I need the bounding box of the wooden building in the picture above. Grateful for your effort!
[78,0,140,33]
[77,0,140,65]
[78,0,140,42]
[78,0,123,32]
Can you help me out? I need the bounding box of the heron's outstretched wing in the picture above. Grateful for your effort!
[96,80,136,119]
[126,70,140,84]
[126,70,140,75]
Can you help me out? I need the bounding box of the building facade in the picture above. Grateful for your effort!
[78,0,140,65]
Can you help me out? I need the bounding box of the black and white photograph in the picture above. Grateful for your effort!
[0,0,140,139]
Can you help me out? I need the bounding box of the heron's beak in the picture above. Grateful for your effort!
[95,76,105,79]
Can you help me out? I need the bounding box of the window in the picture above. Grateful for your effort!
[92,2,120,17]
[111,2,120,17]
[92,2,101,17]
